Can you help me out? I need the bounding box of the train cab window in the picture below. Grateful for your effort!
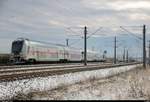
[11,41,24,54]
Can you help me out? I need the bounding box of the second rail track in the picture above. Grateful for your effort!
[0,62,141,82]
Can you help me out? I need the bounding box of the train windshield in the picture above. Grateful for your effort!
[11,41,23,54]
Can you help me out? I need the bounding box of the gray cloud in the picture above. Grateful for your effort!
[0,0,150,53]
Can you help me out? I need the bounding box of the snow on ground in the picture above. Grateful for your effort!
[0,64,141,100]
[29,66,150,100]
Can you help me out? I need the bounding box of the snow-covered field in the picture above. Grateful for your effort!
[30,66,150,100]
[0,64,141,100]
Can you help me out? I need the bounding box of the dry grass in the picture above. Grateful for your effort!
[126,67,150,100]
[11,66,150,100]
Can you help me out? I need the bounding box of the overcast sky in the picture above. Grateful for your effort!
[0,0,150,57]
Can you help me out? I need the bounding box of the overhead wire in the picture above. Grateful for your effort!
[87,27,103,39]
[120,26,142,40]
[68,27,103,46]
[66,27,83,38]
[66,25,144,57]
[54,0,144,51]
[119,26,143,49]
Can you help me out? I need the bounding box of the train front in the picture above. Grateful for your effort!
[10,39,25,64]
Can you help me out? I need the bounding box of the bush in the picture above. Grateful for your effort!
[0,54,10,64]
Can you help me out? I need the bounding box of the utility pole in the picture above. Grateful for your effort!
[126,50,128,63]
[123,48,125,62]
[84,26,87,66]
[114,36,117,64]
[148,40,150,65]
[143,25,146,68]
[66,39,69,46]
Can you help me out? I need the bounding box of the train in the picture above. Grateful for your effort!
[10,38,101,64]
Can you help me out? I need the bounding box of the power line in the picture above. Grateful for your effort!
[87,27,103,39]
[93,25,142,28]
[66,27,84,47]
[68,38,83,46]
[119,25,143,28]
[68,27,103,46]
[120,26,142,40]
[66,28,83,38]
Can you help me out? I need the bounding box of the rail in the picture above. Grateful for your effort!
[0,62,141,82]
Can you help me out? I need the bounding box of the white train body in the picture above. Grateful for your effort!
[10,38,100,63]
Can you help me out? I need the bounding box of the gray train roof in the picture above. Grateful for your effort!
[15,38,79,49]
[16,38,67,47]
[15,38,99,53]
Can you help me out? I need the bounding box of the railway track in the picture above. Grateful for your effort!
[0,62,110,69]
[0,62,141,82]
[0,64,110,73]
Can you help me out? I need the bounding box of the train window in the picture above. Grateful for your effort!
[11,41,23,54]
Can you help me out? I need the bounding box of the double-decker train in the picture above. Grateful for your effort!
[10,38,101,63]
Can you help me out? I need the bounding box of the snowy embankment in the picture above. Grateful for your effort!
[0,64,141,100]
